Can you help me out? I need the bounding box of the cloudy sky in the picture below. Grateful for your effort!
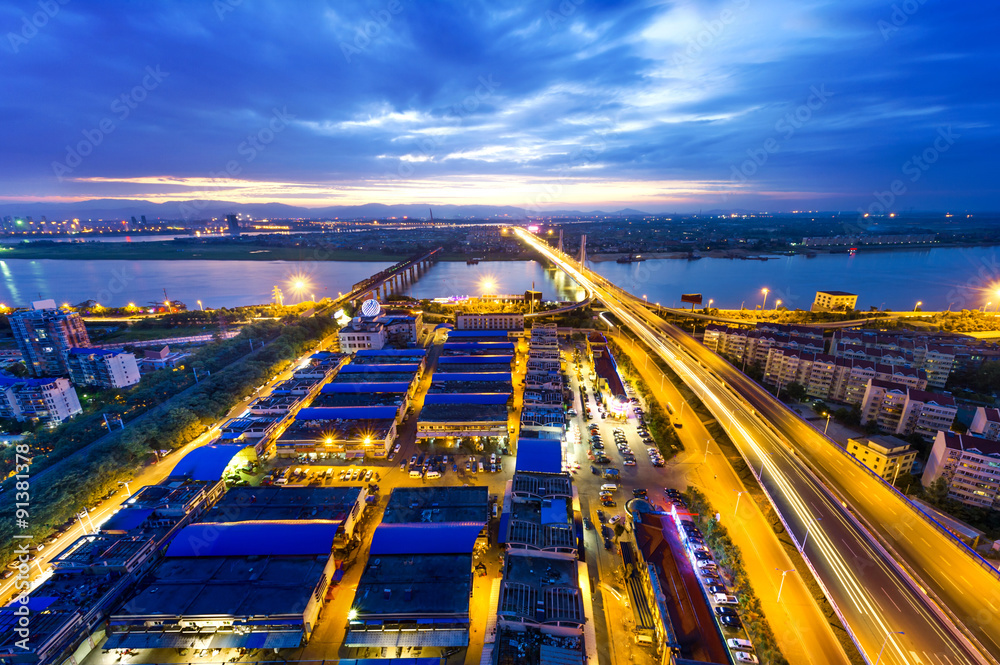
[1,0,996,212]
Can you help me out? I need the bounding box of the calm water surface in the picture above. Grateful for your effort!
[0,246,996,310]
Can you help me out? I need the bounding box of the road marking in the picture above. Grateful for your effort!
[920,537,931,548]
[909,651,923,664]
[940,652,956,665]
[840,539,857,558]
[931,652,946,665]
[881,587,902,612]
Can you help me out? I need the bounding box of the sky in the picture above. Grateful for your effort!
[1,0,998,213]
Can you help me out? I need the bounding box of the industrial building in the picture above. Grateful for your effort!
[276,405,398,458]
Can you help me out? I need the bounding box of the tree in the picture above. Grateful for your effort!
[784,381,806,401]
[613,523,626,540]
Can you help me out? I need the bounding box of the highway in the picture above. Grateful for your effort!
[516,228,999,665]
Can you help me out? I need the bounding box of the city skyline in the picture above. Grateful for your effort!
[2,1,998,213]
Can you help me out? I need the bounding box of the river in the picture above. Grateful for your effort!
[0,246,996,311]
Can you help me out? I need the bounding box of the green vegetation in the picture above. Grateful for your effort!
[0,314,335,563]
[685,487,789,665]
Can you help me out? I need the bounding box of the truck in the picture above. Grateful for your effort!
[602,467,620,480]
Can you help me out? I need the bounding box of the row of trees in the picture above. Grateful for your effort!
[686,488,790,665]
[0,314,336,564]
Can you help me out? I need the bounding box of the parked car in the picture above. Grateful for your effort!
[708,584,728,595]
[734,653,759,664]
[714,594,739,605]
[727,639,754,650]
[714,606,738,617]
[720,614,742,629]
[583,517,593,530]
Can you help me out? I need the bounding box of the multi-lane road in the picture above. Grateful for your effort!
[517,228,1000,665]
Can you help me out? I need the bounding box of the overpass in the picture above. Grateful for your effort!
[515,227,1000,665]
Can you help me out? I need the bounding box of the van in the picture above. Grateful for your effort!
[275,476,287,485]
[425,470,441,479]
[600,483,618,493]
[409,469,423,478]
[714,593,738,604]
[324,469,333,478]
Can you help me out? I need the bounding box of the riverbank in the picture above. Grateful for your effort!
[0,240,535,262]
[588,242,1000,262]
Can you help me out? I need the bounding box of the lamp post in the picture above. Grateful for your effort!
[774,299,782,310]
[197,300,203,311]
[758,451,771,480]
[703,439,714,464]
[733,490,745,517]
[823,412,832,435]
[761,288,769,310]
[708,299,713,310]
[776,568,795,603]
[800,517,822,551]
[914,300,922,311]
[875,631,905,665]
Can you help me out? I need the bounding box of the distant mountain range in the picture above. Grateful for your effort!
[0,199,655,221]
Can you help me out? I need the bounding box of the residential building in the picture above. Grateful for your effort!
[67,347,141,388]
[811,290,858,312]
[139,345,188,372]
[9,299,91,377]
[860,380,956,440]
[970,407,1000,441]
[0,376,82,427]
[845,435,916,483]
[922,432,1000,510]
[456,311,525,330]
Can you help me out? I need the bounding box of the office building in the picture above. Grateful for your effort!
[456,311,525,330]
[67,348,141,388]
[811,290,858,312]
[9,299,91,377]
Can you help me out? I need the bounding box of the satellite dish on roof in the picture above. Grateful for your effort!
[361,299,382,317]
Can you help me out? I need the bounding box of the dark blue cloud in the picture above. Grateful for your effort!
[0,0,996,211]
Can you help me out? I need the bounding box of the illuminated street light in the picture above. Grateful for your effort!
[774,299,782,310]
[760,288,769,310]
[875,631,905,665]
[984,301,992,313]
[914,300,922,311]
[822,412,832,435]
[197,300,203,311]
[708,299,713,309]
[733,489,745,517]
[479,277,497,294]
[776,568,795,603]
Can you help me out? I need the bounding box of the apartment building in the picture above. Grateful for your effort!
[969,407,1000,441]
[0,376,82,427]
[67,348,141,388]
[922,431,1000,510]
[9,299,91,377]
[846,434,916,483]
[860,380,956,441]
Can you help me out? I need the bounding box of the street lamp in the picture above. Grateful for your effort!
[733,489,745,517]
[984,301,992,313]
[776,568,795,603]
[800,517,823,551]
[758,451,772,480]
[708,299,713,309]
[703,439,714,464]
[875,631,905,665]
[774,299,782,310]
[197,300,203,311]
[822,412,832,436]
[913,300,922,311]
[760,288,769,310]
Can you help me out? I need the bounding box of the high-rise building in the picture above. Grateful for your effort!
[0,376,82,427]
[9,299,92,377]
[226,213,240,235]
[922,431,1000,510]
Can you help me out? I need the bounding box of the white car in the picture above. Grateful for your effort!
[734,652,759,664]
[727,639,753,650]
[608,515,622,525]
[714,593,738,605]
[696,559,718,569]
[392,443,401,454]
